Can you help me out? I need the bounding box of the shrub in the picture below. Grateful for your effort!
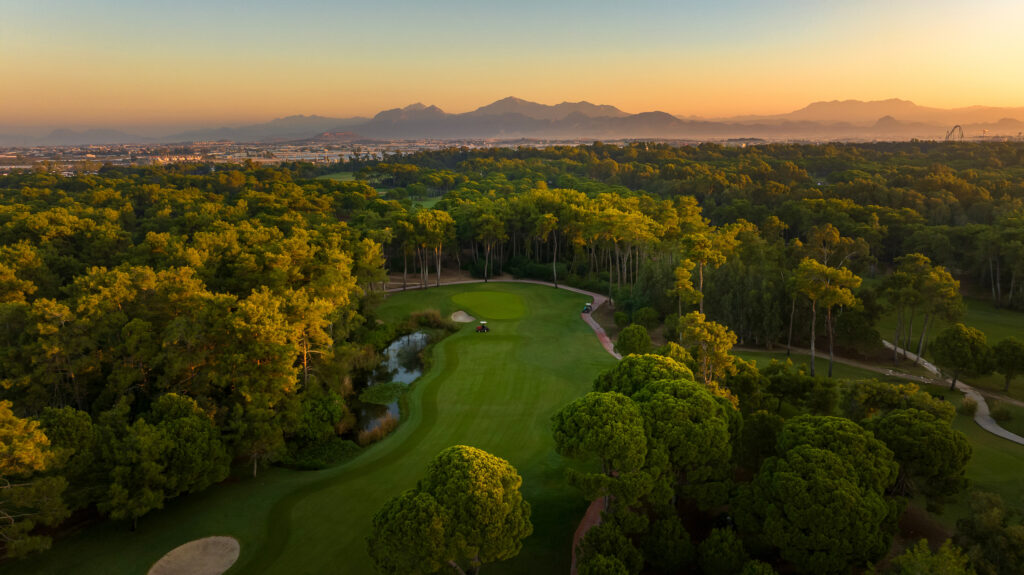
[664,313,680,342]
[408,309,457,331]
[632,306,659,330]
[614,311,630,330]
[614,324,652,356]
[991,405,1013,422]
[281,438,361,470]
[958,397,978,416]
[357,413,399,446]
[359,382,407,406]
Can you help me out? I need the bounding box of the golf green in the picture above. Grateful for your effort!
[451,290,526,320]
[9,283,615,575]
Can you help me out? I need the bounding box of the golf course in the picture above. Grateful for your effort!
[8,282,615,575]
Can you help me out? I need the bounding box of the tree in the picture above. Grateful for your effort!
[698,527,749,575]
[577,553,630,575]
[794,258,861,378]
[886,539,975,575]
[930,323,995,390]
[593,354,695,397]
[955,491,1024,575]
[632,379,733,484]
[677,311,738,389]
[741,561,779,575]
[867,408,971,499]
[0,401,69,558]
[576,522,643,575]
[148,394,230,498]
[639,516,693,573]
[993,337,1024,392]
[735,410,784,471]
[367,446,533,575]
[415,210,455,287]
[737,445,893,574]
[367,490,448,575]
[614,324,652,356]
[670,258,698,315]
[95,403,168,529]
[681,228,737,314]
[553,392,648,476]
[776,415,898,494]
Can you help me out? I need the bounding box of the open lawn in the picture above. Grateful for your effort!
[877,295,1023,349]
[9,283,615,575]
[315,171,355,181]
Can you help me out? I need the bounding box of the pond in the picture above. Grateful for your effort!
[355,331,429,432]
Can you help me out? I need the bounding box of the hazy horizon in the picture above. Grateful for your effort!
[4,0,1024,130]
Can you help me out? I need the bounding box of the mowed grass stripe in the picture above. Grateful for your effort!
[248,284,613,574]
[10,283,613,575]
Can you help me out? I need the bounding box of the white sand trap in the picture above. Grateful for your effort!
[148,536,240,575]
[451,310,475,323]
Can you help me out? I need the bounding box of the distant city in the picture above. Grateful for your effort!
[4,97,1024,170]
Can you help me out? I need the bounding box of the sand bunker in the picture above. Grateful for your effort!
[148,536,240,575]
[451,310,476,323]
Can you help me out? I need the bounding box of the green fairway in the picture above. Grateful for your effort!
[315,171,355,181]
[734,349,904,382]
[10,283,615,575]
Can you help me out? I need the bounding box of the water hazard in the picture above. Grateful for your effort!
[356,331,429,432]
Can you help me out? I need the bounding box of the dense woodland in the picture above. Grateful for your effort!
[2,142,1024,573]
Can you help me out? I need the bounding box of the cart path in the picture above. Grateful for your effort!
[883,341,1024,446]
[384,279,617,573]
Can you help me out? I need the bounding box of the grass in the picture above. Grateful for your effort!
[410,197,442,209]
[928,394,1024,529]
[876,295,1024,400]
[315,171,355,181]
[10,283,614,575]
[733,349,905,382]
[987,399,1024,439]
[877,295,1023,349]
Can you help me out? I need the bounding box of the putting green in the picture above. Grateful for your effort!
[9,283,615,575]
[451,291,525,320]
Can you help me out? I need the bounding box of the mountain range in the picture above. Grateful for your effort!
[4,97,1024,146]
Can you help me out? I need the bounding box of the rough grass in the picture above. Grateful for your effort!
[8,282,615,575]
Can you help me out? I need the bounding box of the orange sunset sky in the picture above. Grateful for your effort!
[2,0,1024,131]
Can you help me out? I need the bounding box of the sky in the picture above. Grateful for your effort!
[2,0,1024,131]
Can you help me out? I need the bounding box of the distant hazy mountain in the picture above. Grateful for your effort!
[466,96,630,120]
[0,128,151,146]
[731,98,1024,127]
[5,97,1024,147]
[164,115,369,143]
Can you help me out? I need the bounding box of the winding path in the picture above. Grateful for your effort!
[882,341,1024,445]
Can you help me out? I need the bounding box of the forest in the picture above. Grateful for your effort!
[2,141,1024,574]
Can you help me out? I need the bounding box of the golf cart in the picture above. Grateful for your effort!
[582,302,593,314]
[475,321,490,333]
